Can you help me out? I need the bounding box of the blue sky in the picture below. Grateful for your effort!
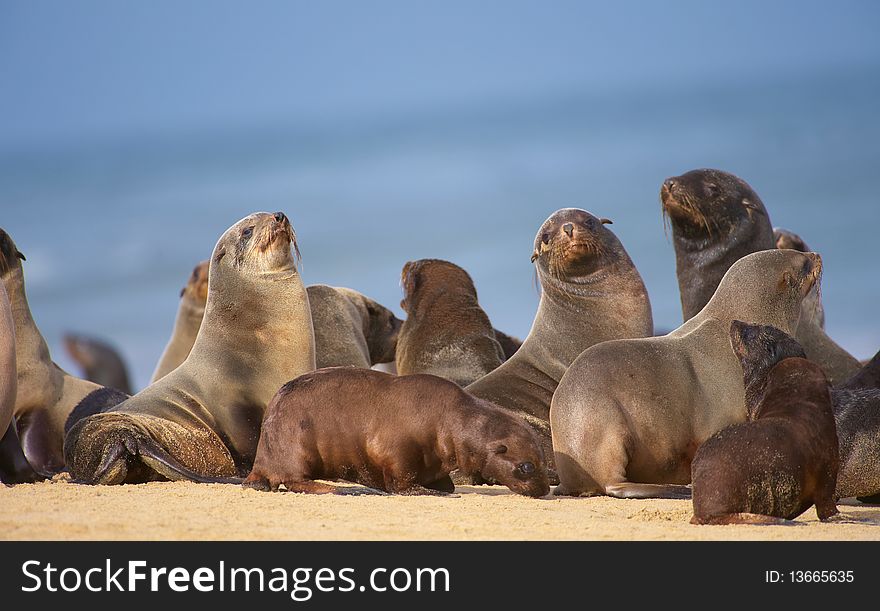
[2,1,879,150]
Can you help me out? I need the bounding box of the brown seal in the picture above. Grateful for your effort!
[308,285,402,369]
[728,322,880,502]
[661,168,859,384]
[243,367,550,497]
[551,249,821,498]
[63,333,133,394]
[151,264,399,376]
[690,320,839,524]
[0,228,102,476]
[773,227,825,329]
[64,212,316,484]
[151,260,209,382]
[395,259,505,386]
[466,208,653,476]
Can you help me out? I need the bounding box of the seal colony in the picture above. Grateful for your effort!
[1,165,878,533]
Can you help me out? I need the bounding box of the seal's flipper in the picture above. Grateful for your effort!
[281,480,340,494]
[0,422,44,484]
[691,513,795,526]
[135,437,242,484]
[605,482,692,499]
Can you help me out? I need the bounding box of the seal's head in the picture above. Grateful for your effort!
[729,320,807,419]
[707,249,822,331]
[773,228,810,252]
[212,212,299,277]
[399,259,476,313]
[364,302,402,364]
[0,228,26,278]
[181,260,210,304]
[661,169,767,240]
[530,208,616,280]
[478,417,550,498]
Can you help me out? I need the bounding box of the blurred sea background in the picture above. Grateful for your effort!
[1,1,879,391]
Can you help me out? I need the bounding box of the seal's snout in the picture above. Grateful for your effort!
[562,222,574,238]
[661,178,676,203]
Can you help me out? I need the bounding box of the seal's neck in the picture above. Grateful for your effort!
[442,405,490,476]
[3,269,54,373]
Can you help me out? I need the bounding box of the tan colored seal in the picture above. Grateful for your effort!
[150,260,209,382]
[466,208,653,476]
[551,249,821,498]
[396,259,505,386]
[64,212,316,484]
[661,168,859,384]
[0,228,101,476]
[0,283,14,442]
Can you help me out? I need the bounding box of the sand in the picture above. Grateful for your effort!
[2,478,879,540]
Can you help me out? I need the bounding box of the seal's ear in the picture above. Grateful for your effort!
[779,271,797,290]
[16,250,25,261]
[494,444,508,455]
[742,198,764,216]
[213,247,226,265]
[180,286,186,298]
[599,218,613,225]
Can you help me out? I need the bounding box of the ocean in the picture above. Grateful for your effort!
[2,65,879,390]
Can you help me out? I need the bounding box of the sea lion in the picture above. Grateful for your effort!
[690,320,839,524]
[550,249,821,499]
[396,259,505,386]
[0,228,102,476]
[661,168,859,384]
[64,212,316,484]
[151,262,399,377]
[492,329,522,360]
[243,367,550,497]
[727,322,880,502]
[841,348,880,391]
[773,227,825,329]
[63,333,133,394]
[466,208,653,474]
[308,285,401,369]
[150,260,209,382]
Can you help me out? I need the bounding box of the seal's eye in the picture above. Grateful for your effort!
[242,226,254,240]
[541,232,550,245]
[517,462,535,474]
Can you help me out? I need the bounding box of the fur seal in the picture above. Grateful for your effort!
[151,262,399,377]
[396,259,505,386]
[690,320,839,524]
[550,249,821,498]
[243,367,550,497]
[1,283,14,444]
[661,168,859,384]
[841,348,880,391]
[64,212,316,484]
[466,209,652,475]
[63,333,133,394]
[0,228,102,476]
[728,322,880,501]
[308,285,401,369]
[151,260,209,382]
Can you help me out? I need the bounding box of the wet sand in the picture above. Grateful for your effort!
[2,479,878,540]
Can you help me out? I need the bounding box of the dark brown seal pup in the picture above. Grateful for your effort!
[661,168,859,384]
[243,367,550,497]
[64,212,316,484]
[396,259,505,386]
[551,249,821,499]
[466,209,652,476]
[63,333,133,394]
[690,320,839,524]
[727,322,880,502]
[0,228,102,476]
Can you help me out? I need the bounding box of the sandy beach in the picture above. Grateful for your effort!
[2,478,878,541]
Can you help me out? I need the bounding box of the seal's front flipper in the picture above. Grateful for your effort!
[281,480,340,494]
[605,482,692,499]
[399,484,458,497]
[691,513,794,526]
[0,422,44,485]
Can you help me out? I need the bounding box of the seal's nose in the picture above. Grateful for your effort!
[562,223,574,237]
[274,211,287,224]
